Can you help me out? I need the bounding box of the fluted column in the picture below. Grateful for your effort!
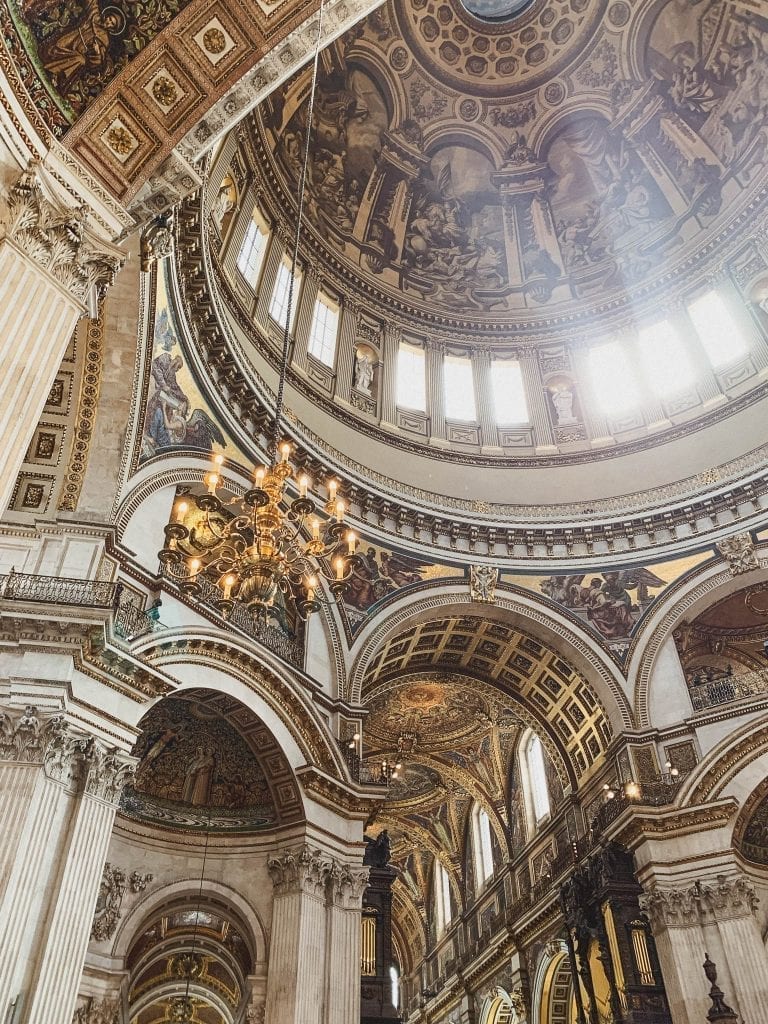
[0,162,123,515]
[254,230,285,325]
[0,707,134,1024]
[335,299,359,403]
[472,348,496,447]
[293,268,319,372]
[425,340,446,438]
[325,863,368,1024]
[699,875,768,1024]
[381,324,401,426]
[519,351,555,449]
[265,845,332,1024]
[641,884,708,1024]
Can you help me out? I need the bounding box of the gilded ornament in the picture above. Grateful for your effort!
[203,27,227,54]
[151,75,178,107]
[106,125,135,156]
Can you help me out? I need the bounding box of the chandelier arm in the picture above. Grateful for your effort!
[271,0,326,463]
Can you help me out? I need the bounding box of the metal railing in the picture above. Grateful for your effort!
[339,742,390,787]
[689,667,768,711]
[0,571,118,607]
[0,571,160,642]
[160,563,304,669]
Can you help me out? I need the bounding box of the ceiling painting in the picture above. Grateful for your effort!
[4,0,193,124]
[121,692,302,832]
[503,549,714,656]
[738,790,768,866]
[139,262,236,466]
[251,0,768,322]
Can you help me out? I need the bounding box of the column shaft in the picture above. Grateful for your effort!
[715,914,768,1022]
[265,890,327,1024]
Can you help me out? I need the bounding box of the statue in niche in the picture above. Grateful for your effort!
[210,176,236,232]
[550,384,577,425]
[354,348,375,394]
[182,746,216,806]
[364,828,391,866]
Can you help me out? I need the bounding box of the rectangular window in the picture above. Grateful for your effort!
[396,343,426,412]
[687,290,748,368]
[269,257,302,332]
[307,293,339,367]
[236,210,270,286]
[491,359,528,424]
[444,355,476,421]
[587,341,640,417]
[638,319,695,397]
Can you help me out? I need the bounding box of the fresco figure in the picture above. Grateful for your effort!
[540,567,666,640]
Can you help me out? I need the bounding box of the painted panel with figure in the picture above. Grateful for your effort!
[140,262,235,463]
[505,550,713,649]
[7,0,193,120]
[340,539,458,633]
[121,697,279,831]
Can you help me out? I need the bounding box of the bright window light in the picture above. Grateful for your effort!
[236,211,269,286]
[527,733,551,823]
[491,359,529,424]
[588,341,640,416]
[397,343,426,411]
[269,257,302,332]
[307,294,339,367]
[434,860,452,935]
[472,803,494,887]
[687,290,749,369]
[638,319,695,397]
[444,355,476,421]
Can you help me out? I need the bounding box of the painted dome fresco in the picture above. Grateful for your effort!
[243,0,768,323]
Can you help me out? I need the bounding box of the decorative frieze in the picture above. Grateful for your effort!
[716,531,760,576]
[2,162,124,310]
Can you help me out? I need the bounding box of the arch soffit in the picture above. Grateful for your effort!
[347,586,633,731]
[677,711,768,809]
[529,943,571,1024]
[628,552,768,728]
[112,877,268,964]
[134,626,345,781]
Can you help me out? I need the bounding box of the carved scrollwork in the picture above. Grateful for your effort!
[716,532,760,576]
[2,161,124,309]
[72,997,120,1024]
[90,861,152,942]
[469,564,498,604]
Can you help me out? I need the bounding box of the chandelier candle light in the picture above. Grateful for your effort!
[158,0,358,621]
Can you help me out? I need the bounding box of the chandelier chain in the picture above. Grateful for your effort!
[273,0,326,463]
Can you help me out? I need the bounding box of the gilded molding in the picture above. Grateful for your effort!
[58,312,105,512]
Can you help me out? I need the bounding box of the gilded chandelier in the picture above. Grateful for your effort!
[159,449,356,621]
[158,0,355,622]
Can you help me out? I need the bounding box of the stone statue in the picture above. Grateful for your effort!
[354,349,375,395]
[363,829,391,867]
[211,181,235,231]
[470,565,498,604]
[551,384,577,425]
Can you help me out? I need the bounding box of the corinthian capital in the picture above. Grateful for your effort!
[640,883,701,931]
[2,161,124,311]
[83,744,136,803]
[267,844,333,897]
[329,860,370,908]
[700,874,758,921]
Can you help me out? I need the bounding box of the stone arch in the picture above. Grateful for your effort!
[479,987,521,1024]
[530,943,574,1024]
[348,584,633,731]
[628,548,768,728]
[679,711,768,810]
[113,877,267,964]
[134,627,347,783]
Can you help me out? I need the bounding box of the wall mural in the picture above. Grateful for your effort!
[340,539,457,633]
[504,550,713,652]
[6,0,192,120]
[740,792,768,865]
[256,0,768,314]
[121,697,279,831]
[140,262,234,464]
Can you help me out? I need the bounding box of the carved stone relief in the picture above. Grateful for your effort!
[91,862,153,942]
[717,532,760,576]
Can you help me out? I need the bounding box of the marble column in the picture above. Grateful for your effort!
[381,324,401,426]
[472,348,497,447]
[0,705,134,1024]
[425,340,446,439]
[325,862,369,1024]
[0,162,123,516]
[641,884,707,1024]
[334,299,359,404]
[265,845,332,1024]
